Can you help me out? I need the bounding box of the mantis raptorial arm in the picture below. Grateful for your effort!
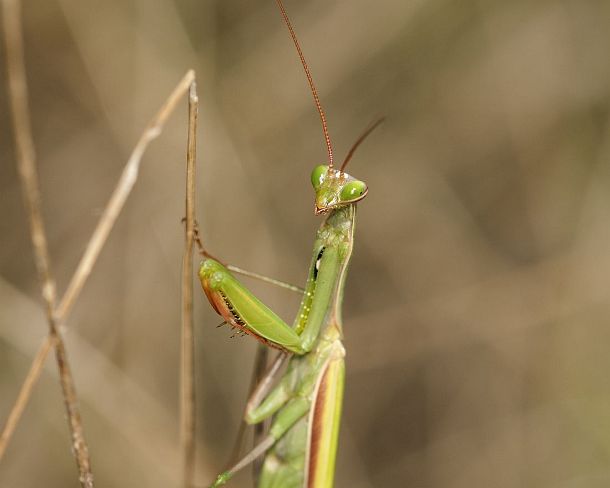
[198,207,353,355]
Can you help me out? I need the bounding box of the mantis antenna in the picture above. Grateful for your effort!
[340,117,386,172]
[275,0,334,168]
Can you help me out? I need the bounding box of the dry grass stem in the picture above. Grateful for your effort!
[1,1,55,308]
[0,68,196,471]
[2,0,94,485]
[181,81,199,488]
[56,69,196,321]
[0,336,55,461]
[1,3,196,479]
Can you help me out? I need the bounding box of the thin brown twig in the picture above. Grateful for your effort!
[53,336,94,487]
[181,80,198,488]
[0,336,55,460]
[0,41,195,472]
[1,2,54,309]
[2,0,94,485]
[0,337,54,462]
[56,69,196,321]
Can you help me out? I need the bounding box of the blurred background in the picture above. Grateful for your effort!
[2,0,610,486]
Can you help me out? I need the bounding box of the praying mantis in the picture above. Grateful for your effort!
[198,1,382,486]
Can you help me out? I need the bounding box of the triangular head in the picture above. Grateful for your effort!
[310,165,368,215]
[309,117,383,215]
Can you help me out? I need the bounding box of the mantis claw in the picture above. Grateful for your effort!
[209,471,232,488]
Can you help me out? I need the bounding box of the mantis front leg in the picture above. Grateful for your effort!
[198,207,352,355]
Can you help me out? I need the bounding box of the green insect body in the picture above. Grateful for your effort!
[197,1,382,485]
[199,166,367,487]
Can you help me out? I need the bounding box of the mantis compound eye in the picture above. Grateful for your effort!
[311,164,328,190]
[339,180,367,202]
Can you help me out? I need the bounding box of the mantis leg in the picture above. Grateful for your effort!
[218,266,304,466]
[245,352,289,416]
[227,346,270,467]
[199,241,341,355]
[227,350,287,467]
[193,220,303,295]
[251,347,272,479]
[245,359,299,424]
[210,435,276,488]
[257,426,305,488]
[209,398,311,488]
[226,265,304,294]
[199,259,305,353]
[208,259,304,468]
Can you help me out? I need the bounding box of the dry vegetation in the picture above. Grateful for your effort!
[2,0,610,487]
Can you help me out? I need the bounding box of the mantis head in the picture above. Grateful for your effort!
[311,165,368,215]
[309,117,383,215]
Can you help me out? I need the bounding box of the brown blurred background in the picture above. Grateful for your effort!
[2,0,610,486]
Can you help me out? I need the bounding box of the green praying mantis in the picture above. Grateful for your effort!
[198,1,382,486]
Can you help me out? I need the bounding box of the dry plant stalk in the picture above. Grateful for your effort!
[0,0,199,484]
[1,0,94,484]
[55,71,196,322]
[0,68,195,463]
[0,336,55,460]
[181,81,199,488]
